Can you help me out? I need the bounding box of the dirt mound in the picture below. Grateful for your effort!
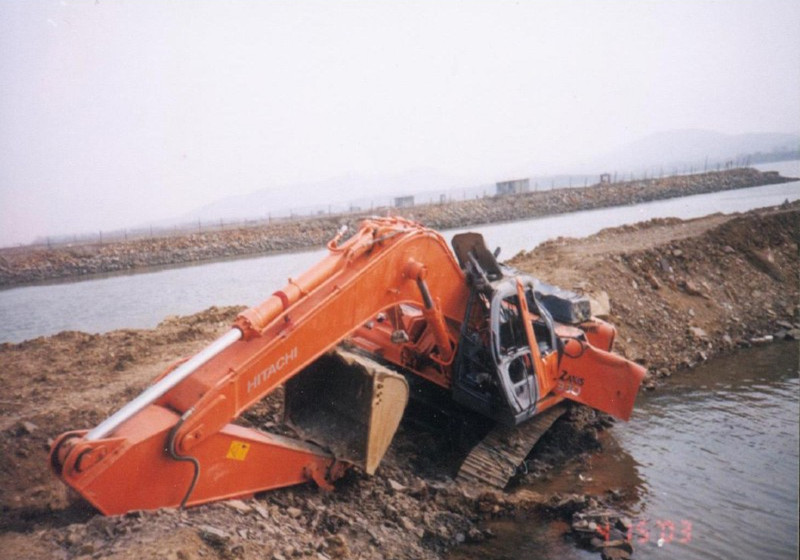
[510,202,799,379]
[0,306,245,523]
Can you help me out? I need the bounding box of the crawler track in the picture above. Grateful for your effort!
[457,403,568,488]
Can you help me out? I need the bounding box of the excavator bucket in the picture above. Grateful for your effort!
[284,348,409,474]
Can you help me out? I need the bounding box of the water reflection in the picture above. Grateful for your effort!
[617,344,799,560]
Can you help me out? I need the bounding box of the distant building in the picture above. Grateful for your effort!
[495,178,530,196]
[394,196,414,208]
[600,173,611,184]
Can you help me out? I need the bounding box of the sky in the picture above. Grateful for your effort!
[1,0,799,246]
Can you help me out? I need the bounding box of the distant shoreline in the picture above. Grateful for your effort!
[0,167,794,288]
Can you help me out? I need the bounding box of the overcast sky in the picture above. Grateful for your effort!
[1,0,799,246]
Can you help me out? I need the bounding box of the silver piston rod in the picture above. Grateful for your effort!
[85,328,243,441]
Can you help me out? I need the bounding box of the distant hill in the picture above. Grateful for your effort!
[586,130,799,174]
[183,168,469,224]
[176,129,799,228]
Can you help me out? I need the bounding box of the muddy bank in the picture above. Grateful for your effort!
[509,200,799,381]
[0,203,797,559]
[0,167,793,288]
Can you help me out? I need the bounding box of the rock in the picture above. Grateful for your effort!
[387,479,407,493]
[601,548,632,560]
[19,421,39,435]
[572,519,591,532]
[325,535,350,559]
[722,333,734,347]
[409,480,429,499]
[286,507,303,519]
[608,539,633,553]
[399,516,416,531]
[589,291,612,317]
[199,525,229,546]
[683,279,707,298]
[645,272,661,290]
[64,526,85,547]
[225,499,253,514]
[253,503,270,520]
[750,335,774,345]
[365,527,382,547]
[548,493,587,515]
[466,527,485,543]
[688,326,708,340]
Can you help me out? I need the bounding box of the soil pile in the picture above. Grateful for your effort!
[510,201,799,380]
[0,203,797,559]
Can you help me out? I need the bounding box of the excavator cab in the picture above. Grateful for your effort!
[451,232,645,426]
[452,275,558,426]
[451,232,553,425]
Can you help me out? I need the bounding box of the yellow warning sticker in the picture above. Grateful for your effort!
[226,440,250,461]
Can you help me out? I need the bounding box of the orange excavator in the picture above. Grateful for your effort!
[50,217,645,515]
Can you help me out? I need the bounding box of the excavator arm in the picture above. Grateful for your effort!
[50,217,646,513]
[50,217,469,514]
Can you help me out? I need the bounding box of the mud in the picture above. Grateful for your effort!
[0,168,793,288]
[0,203,797,559]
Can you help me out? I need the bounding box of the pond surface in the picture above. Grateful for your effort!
[451,343,800,560]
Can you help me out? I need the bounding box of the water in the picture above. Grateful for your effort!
[614,343,800,560]
[0,249,328,344]
[452,343,800,560]
[0,161,798,344]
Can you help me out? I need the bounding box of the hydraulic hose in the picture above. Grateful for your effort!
[165,408,200,509]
